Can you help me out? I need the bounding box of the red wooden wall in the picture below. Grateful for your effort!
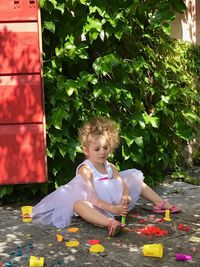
[0,0,47,184]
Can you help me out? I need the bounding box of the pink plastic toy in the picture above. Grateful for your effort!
[175,253,192,261]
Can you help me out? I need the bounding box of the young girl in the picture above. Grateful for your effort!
[32,117,181,236]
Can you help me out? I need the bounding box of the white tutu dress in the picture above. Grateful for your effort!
[32,159,144,228]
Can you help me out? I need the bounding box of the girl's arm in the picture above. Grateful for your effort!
[78,165,126,215]
[110,163,131,206]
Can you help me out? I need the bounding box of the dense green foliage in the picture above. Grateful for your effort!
[1,0,200,200]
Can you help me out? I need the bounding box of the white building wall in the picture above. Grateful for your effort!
[171,0,200,45]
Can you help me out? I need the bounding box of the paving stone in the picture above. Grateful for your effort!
[0,182,199,267]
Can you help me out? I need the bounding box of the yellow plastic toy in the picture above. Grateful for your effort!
[67,227,80,233]
[143,243,163,258]
[21,206,32,222]
[65,240,80,247]
[89,244,105,253]
[164,209,171,221]
[56,234,64,242]
[29,256,44,267]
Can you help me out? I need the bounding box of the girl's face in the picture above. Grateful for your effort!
[83,134,110,164]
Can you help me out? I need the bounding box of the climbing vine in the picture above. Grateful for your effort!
[1,0,200,200]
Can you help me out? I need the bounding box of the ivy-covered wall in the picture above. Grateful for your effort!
[1,0,200,201]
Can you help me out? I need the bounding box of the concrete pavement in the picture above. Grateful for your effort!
[0,181,200,267]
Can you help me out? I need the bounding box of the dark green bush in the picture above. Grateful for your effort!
[1,0,200,201]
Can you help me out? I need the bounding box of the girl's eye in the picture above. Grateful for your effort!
[94,148,99,151]
[104,146,108,150]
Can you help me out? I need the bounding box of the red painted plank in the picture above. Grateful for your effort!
[0,23,41,74]
[0,124,47,184]
[0,75,44,123]
[0,0,38,22]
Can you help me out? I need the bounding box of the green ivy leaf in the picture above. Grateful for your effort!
[182,109,199,122]
[93,54,120,76]
[121,134,134,147]
[59,145,68,157]
[66,140,79,161]
[0,186,13,198]
[48,0,57,9]
[43,21,55,34]
[175,121,193,140]
[51,108,67,130]
[134,136,143,148]
[39,184,48,195]
[149,116,160,128]
[36,0,200,196]
[80,0,88,5]
[172,0,186,13]
[121,145,131,160]
[132,112,146,129]
[56,3,65,14]
[39,0,45,8]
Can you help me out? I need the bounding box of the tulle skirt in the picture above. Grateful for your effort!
[32,169,144,228]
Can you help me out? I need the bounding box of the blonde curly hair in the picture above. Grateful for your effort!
[78,117,120,152]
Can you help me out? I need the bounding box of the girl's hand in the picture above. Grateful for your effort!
[121,195,131,207]
[111,204,128,216]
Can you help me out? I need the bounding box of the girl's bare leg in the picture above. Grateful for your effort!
[140,182,173,208]
[73,200,112,227]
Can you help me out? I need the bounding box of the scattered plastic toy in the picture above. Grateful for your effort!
[143,243,163,258]
[89,244,105,253]
[28,241,33,249]
[67,227,80,233]
[56,234,64,242]
[135,213,141,218]
[139,219,148,224]
[16,247,22,257]
[138,226,168,237]
[121,216,126,224]
[87,239,100,245]
[65,240,80,247]
[134,213,165,224]
[9,251,16,256]
[57,259,64,265]
[21,206,32,223]
[164,210,171,222]
[175,253,192,261]
[149,215,155,221]
[178,223,190,231]
[190,236,200,243]
[155,218,165,223]
[5,262,13,267]
[29,256,44,267]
